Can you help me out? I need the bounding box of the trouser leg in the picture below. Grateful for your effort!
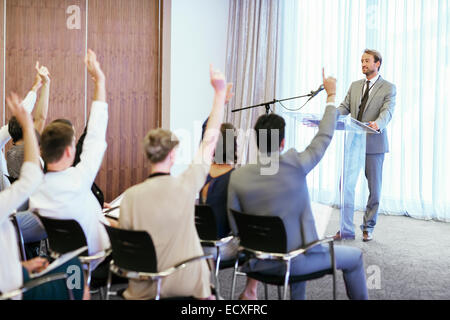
[361,153,384,233]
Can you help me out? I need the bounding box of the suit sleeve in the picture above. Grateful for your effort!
[374,83,396,131]
[294,105,339,175]
[337,85,351,116]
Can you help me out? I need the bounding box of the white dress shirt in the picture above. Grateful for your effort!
[0,162,44,299]
[29,101,111,265]
[362,73,380,96]
[0,92,37,190]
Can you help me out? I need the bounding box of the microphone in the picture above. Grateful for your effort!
[309,84,325,98]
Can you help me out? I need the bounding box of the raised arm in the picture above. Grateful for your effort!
[0,93,43,225]
[296,69,339,174]
[33,62,51,134]
[194,65,229,166]
[74,49,108,187]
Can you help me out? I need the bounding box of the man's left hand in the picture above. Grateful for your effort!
[368,121,379,131]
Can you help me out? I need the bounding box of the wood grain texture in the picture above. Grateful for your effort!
[88,0,161,201]
[5,0,86,138]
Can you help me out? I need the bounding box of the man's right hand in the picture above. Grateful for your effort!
[35,61,51,84]
[85,49,105,83]
[322,68,337,103]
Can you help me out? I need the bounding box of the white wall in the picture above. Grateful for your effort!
[163,0,230,176]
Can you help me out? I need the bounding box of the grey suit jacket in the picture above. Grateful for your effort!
[227,105,339,253]
[337,76,396,154]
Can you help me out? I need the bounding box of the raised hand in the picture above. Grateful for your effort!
[322,68,337,103]
[210,64,226,93]
[6,92,33,130]
[35,61,51,84]
[225,83,234,104]
[85,49,105,83]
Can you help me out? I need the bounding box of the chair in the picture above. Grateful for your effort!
[0,273,74,300]
[35,213,110,291]
[103,224,213,300]
[230,209,337,300]
[195,204,245,299]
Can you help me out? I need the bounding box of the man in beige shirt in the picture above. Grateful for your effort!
[119,66,231,299]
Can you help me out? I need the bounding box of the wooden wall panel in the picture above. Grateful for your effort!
[88,0,161,201]
[5,0,86,139]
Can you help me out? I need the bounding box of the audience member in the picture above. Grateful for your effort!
[200,122,239,260]
[227,69,369,300]
[7,62,50,179]
[29,50,113,273]
[0,71,41,191]
[118,65,230,300]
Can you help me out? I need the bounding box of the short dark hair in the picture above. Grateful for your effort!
[40,122,75,164]
[8,116,41,144]
[213,123,237,164]
[143,128,180,164]
[51,118,74,127]
[8,117,23,143]
[254,113,285,155]
[364,49,382,71]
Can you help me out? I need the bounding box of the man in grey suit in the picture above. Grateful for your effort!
[228,71,368,300]
[335,49,396,242]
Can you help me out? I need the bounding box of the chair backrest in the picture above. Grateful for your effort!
[36,215,88,256]
[103,224,157,273]
[231,209,288,254]
[9,214,27,260]
[195,205,219,240]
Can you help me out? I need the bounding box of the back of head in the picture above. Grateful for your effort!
[214,123,237,164]
[8,117,23,143]
[143,128,180,164]
[254,113,286,155]
[40,121,75,164]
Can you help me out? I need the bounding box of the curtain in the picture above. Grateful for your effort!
[277,0,450,221]
[225,0,281,165]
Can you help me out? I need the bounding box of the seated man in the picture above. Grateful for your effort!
[228,70,369,300]
[0,92,84,300]
[29,50,112,270]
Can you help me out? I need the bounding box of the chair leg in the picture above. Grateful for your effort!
[330,241,337,300]
[106,269,112,300]
[155,278,162,300]
[277,286,282,300]
[283,260,291,300]
[86,263,92,289]
[214,247,221,300]
[230,258,239,300]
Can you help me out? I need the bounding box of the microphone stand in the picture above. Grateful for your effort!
[231,91,319,115]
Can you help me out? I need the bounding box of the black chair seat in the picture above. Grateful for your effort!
[246,268,333,286]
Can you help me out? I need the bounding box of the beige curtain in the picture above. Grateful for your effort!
[225,0,281,165]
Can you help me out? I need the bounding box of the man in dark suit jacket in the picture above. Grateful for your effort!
[228,71,368,300]
[336,49,396,242]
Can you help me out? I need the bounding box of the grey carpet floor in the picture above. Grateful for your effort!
[98,210,450,300]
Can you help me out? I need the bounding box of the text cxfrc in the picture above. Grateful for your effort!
[225,304,268,315]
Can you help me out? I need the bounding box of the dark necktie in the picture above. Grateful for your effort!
[357,80,371,121]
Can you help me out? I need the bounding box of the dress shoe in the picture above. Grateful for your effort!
[333,231,355,241]
[362,231,373,242]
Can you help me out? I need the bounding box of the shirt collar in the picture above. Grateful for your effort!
[366,73,380,86]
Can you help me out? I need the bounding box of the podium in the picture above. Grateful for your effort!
[285,113,379,238]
